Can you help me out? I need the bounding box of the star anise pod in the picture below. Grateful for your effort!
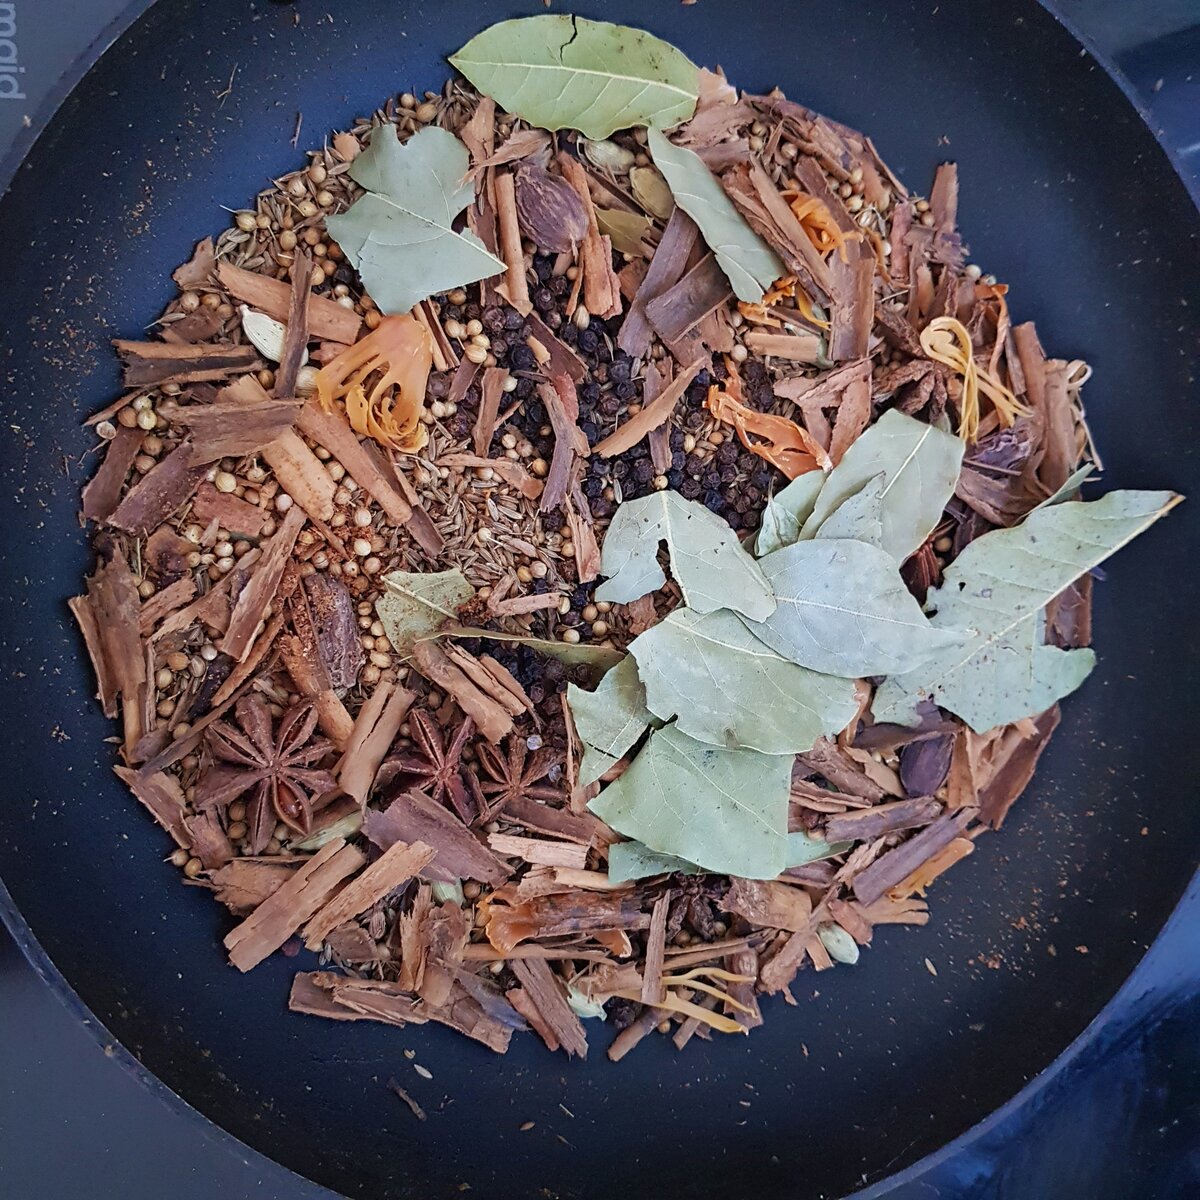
[469,735,562,823]
[377,708,474,822]
[195,695,337,853]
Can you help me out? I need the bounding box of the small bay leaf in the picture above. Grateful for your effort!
[607,840,700,883]
[647,127,785,303]
[629,608,860,754]
[756,471,825,557]
[873,489,1181,732]
[375,568,475,659]
[814,472,886,547]
[748,538,964,677]
[787,830,853,867]
[566,655,652,786]
[799,409,964,563]
[449,16,700,141]
[595,490,775,620]
[588,724,791,878]
[325,126,505,315]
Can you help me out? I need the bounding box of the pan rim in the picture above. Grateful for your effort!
[1,1,1197,1197]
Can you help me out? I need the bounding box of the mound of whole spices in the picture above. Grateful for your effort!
[73,14,1179,1063]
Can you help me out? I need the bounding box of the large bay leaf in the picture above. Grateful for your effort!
[449,16,700,141]
[629,608,859,754]
[748,538,964,677]
[326,126,505,314]
[647,127,785,303]
[755,471,825,557]
[376,568,475,658]
[566,655,653,786]
[799,410,964,563]
[589,725,791,878]
[607,840,700,883]
[873,490,1181,732]
[594,490,775,620]
[814,472,885,547]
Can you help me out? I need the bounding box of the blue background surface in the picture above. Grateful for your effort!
[0,3,1196,1197]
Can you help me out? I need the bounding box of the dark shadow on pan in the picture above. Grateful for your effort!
[0,2,1196,1198]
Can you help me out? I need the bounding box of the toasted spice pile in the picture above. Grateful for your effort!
[73,17,1166,1063]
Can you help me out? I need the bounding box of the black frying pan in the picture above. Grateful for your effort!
[1,2,1197,1197]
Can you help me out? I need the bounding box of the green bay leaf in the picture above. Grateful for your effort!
[786,830,853,867]
[800,410,965,563]
[873,489,1181,732]
[566,655,652,786]
[814,472,886,547]
[629,608,859,754]
[594,490,775,620]
[595,207,653,256]
[607,840,701,883]
[449,15,700,141]
[748,538,965,677]
[647,127,785,303]
[588,725,791,878]
[326,126,505,314]
[438,626,623,680]
[376,567,475,659]
[755,471,825,557]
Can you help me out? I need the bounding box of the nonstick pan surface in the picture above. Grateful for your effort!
[0,2,1197,1198]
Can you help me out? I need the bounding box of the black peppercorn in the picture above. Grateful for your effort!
[533,287,555,312]
[549,273,570,297]
[504,308,525,331]
[578,329,599,354]
[510,345,536,371]
[614,380,637,401]
[609,358,632,383]
[720,464,738,484]
[701,469,722,489]
[632,459,654,484]
[534,256,553,282]
[666,468,683,488]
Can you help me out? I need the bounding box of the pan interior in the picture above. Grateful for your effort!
[0,2,1196,1197]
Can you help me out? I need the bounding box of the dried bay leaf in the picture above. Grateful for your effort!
[567,656,652,786]
[607,840,700,884]
[787,830,853,867]
[450,16,700,141]
[589,725,791,879]
[800,410,964,563]
[647,127,785,303]
[594,490,775,621]
[375,568,475,659]
[748,539,964,678]
[755,471,825,557]
[629,608,859,755]
[874,490,1182,732]
[326,126,505,315]
[814,472,886,547]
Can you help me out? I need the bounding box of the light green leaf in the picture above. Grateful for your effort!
[755,472,825,557]
[607,840,701,883]
[596,207,653,256]
[567,656,653,786]
[589,725,791,878]
[449,15,700,141]
[438,626,624,680]
[647,127,785,303]
[629,608,860,754]
[814,472,886,547]
[595,490,775,620]
[799,410,965,563]
[376,568,475,659]
[326,126,505,315]
[749,538,965,677]
[817,923,861,964]
[1029,464,1096,515]
[873,490,1181,732]
[786,830,852,867]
